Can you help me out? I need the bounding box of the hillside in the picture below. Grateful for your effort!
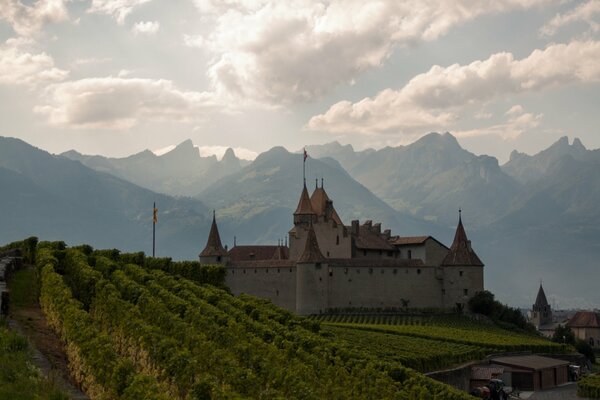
[197,146,441,244]
[0,137,211,259]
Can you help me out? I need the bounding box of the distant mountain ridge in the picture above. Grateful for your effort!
[61,139,246,196]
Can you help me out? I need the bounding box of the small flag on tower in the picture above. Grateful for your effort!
[303,148,307,161]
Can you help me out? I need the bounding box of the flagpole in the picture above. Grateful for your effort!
[152,201,156,257]
[303,147,306,185]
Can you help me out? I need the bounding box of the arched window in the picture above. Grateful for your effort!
[336,235,340,245]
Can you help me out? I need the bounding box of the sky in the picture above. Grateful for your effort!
[0,0,599,163]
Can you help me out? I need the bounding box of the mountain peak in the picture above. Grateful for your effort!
[572,137,586,151]
[222,147,237,161]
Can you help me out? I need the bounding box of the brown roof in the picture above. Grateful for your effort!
[491,355,569,371]
[390,236,430,245]
[567,311,600,328]
[298,224,325,263]
[294,184,315,215]
[310,186,343,225]
[353,224,395,251]
[534,284,549,307]
[228,245,289,262]
[199,212,228,257]
[471,366,504,380]
[441,214,483,266]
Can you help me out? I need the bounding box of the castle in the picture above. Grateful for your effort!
[199,181,484,315]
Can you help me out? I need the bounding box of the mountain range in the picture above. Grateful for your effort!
[2,133,599,308]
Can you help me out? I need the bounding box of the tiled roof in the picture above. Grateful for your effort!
[294,184,315,215]
[567,311,600,328]
[310,186,343,225]
[441,215,483,266]
[534,284,549,307]
[228,245,289,262]
[491,355,569,370]
[390,236,430,245]
[199,212,228,257]
[298,224,325,263]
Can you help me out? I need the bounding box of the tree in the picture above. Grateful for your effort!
[551,325,576,345]
[575,339,596,363]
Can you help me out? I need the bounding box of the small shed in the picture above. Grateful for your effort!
[470,366,504,389]
[490,355,569,391]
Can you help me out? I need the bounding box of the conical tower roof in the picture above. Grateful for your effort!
[534,284,549,308]
[441,211,483,266]
[294,184,316,215]
[199,211,228,257]
[310,182,343,224]
[298,223,325,263]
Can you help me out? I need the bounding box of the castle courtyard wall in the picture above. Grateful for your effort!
[226,265,297,311]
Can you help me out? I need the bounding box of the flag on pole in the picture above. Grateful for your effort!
[303,148,307,161]
[153,204,158,223]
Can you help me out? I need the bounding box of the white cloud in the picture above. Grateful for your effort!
[540,0,600,36]
[152,144,176,156]
[0,37,69,86]
[132,20,159,35]
[188,0,555,105]
[308,40,600,136]
[34,77,219,129]
[0,0,69,36]
[455,106,543,139]
[87,0,152,25]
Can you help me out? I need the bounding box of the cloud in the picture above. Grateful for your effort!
[132,20,159,35]
[455,106,543,139]
[540,0,600,36]
[0,37,69,86]
[34,77,219,129]
[308,40,600,136]
[187,0,555,105]
[87,0,152,25]
[0,0,69,36]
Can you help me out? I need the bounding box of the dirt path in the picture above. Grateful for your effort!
[8,267,89,400]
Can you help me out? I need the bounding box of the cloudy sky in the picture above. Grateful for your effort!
[0,0,599,162]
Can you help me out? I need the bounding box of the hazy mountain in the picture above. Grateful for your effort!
[61,139,245,196]
[0,137,213,259]
[310,133,520,227]
[305,141,374,171]
[502,136,590,184]
[198,146,442,244]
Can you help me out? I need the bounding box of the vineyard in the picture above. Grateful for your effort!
[312,314,568,353]
[31,242,474,400]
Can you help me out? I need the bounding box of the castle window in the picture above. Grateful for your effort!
[387,251,393,257]
[442,289,446,295]
[344,268,348,274]
[289,268,292,272]
[336,235,340,245]
[379,250,382,255]
[254,269,257,273]
[327,251,330,257]
[243,269,246,274]
[590,337,595,346]
[266,269,268,273]
[319,277,322,282]
[459,271,463,277]
[369,268,373,274]
[417,269,421,274]
[276,290,279,296]
[393,269,397,274]
[463,289,469,296]
[363,250,367,256]
[329,270,333,277]
[408,250,412,259]
[277,268,280,273]
[217,256,222,262]
[381,269,384,274]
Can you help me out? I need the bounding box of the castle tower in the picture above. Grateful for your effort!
[441,211,484,310]
[531,284,553,328]
[199,211,228,264]
[295,223,328,315]
[310,179,343,226]
[293,183,317,225]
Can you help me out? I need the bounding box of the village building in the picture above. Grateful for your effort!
[567,311,600,348]
[199,181,485,315]
[530,284,558,337]
[487,355,569,391]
